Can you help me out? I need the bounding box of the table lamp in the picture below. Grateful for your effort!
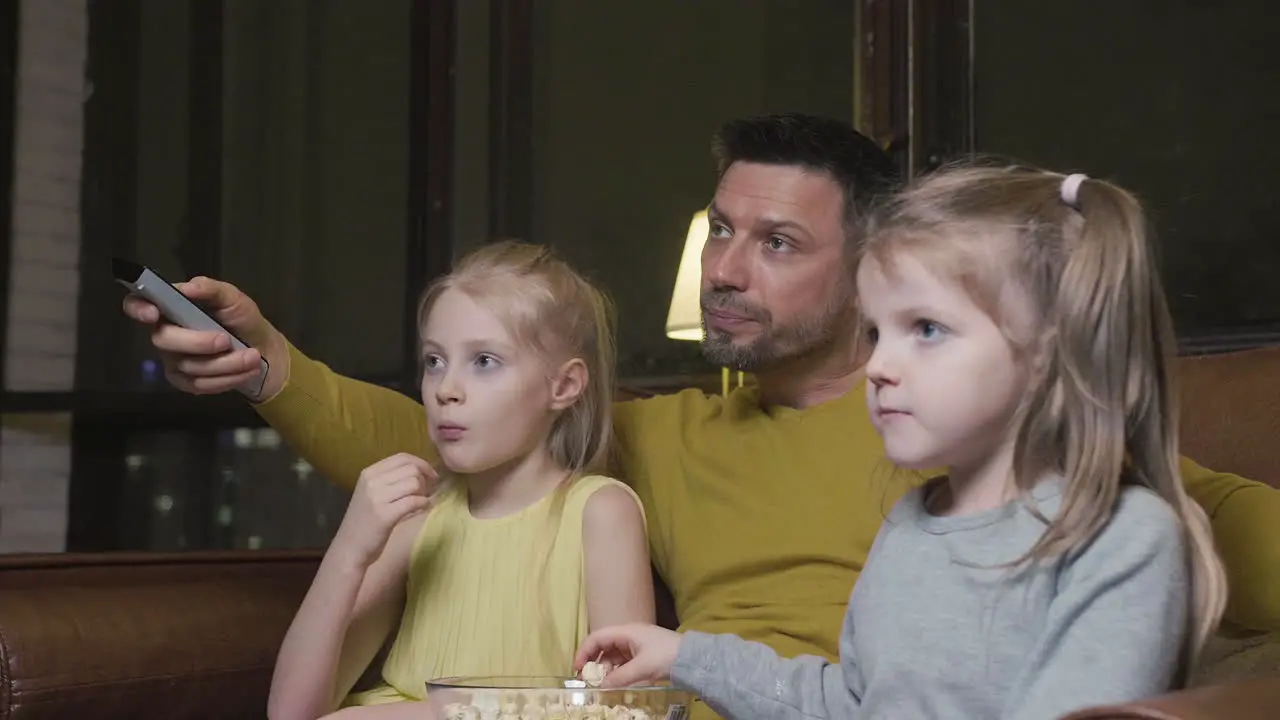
[664,210,743,396]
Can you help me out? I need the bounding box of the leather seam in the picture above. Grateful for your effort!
[0,625,12,720]
[6,662,276,697]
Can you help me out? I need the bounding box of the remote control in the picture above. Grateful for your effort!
[112,258,269,399]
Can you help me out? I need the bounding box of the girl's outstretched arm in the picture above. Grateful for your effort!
[573,619,862,720]
[583,484,656,629]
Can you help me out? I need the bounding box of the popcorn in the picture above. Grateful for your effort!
[439,682,658,720]
[580,660,613,688]
[473,692,501,712]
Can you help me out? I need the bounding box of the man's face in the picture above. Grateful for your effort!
[699,161,853,372]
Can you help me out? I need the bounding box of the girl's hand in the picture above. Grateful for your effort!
[332,453,438,567]
[574,624,683,688]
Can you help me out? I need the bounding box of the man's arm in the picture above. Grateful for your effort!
[1180,456,1280,631]
[123,276,437,492]
[1000,489,1189,720]
[255,342,435,490]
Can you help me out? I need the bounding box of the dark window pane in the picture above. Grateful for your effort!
[973,1,1280,338]
[114,427,348,552]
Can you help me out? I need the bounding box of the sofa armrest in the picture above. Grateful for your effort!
[1061,674,1280,720]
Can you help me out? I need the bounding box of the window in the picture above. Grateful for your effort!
[1,0,450,552]
[971,1,1280,347]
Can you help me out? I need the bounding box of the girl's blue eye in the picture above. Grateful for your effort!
[475,354,500,369]
[916,320,945,339]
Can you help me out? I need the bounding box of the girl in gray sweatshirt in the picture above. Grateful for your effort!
[573,164,1227,720]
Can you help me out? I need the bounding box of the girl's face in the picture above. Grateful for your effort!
[419,288,566,475]
[858,253,1033,484]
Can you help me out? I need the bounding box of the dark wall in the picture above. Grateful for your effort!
[130,0,855,383]
[126,0,413,384]
[220,0,412,380]
[127,1,856,384]
[525,0,854,374]
[973,1,1280,336]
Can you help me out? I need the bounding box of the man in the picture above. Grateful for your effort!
[125,113,1280,684]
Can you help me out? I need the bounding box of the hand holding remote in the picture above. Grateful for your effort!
[122,275,289,400]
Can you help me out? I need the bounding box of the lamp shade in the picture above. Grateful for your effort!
[665,210,709,341]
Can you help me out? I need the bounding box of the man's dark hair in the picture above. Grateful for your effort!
[711,113,902,240]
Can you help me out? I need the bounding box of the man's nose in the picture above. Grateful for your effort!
[702,237,750,291]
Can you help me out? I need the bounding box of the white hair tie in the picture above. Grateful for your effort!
[1060,173,1088,209]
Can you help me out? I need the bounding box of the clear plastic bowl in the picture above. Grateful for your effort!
[424,675,693,719]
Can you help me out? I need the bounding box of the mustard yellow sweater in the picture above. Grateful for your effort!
[258,343,1280,658]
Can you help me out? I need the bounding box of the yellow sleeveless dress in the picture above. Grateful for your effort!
[345,474,642,705]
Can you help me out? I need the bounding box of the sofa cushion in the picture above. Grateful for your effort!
[1177,346,1280,489]
[0,551,319,719]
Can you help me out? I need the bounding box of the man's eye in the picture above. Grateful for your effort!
[766,236,791,251]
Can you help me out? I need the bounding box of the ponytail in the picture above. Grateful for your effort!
[1019,173,1227,672]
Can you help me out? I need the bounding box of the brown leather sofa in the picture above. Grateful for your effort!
[0,550,318,718]
[0,347,1276,719]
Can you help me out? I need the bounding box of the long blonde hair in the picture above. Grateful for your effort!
[862,161,1226,671]
[417,240,617,667]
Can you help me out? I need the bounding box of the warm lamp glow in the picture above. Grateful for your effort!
[665,210,708,341]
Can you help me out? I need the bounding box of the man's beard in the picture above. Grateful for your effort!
[699,286,851,373]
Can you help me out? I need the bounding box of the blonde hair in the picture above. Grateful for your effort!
[862,161,1227,672]
[417,240,617,668]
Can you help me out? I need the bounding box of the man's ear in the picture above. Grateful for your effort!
[549,357,589,411]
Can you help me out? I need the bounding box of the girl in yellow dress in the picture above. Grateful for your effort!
[268,242,655,720]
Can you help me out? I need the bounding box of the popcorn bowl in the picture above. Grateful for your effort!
[425,676,693,720]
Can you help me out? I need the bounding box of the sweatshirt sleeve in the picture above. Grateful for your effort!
[1000,488,1190,720]
[669,612,861,720]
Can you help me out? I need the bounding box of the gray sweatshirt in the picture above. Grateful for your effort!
[670,481,1190,720]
